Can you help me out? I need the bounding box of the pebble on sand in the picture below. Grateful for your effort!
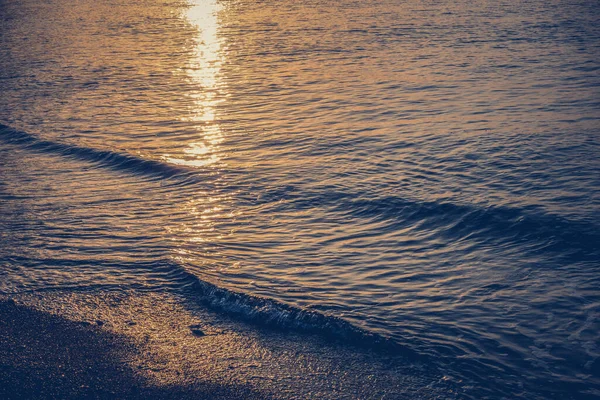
[189,325,205,337]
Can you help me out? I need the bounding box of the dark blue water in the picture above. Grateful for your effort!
[1,0,599,398]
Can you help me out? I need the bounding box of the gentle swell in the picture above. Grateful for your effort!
[343,196,600,259]
[3,123,595,264]
[254,187,600,262]
[0,123,197,182]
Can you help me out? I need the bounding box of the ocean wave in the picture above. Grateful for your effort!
[254,187,600,262]
[1,250,417,357]
[342,196,600,256]
[182,267,418,358]
[0,123,198,183]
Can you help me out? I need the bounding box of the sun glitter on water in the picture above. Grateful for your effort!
[163,0,225,168]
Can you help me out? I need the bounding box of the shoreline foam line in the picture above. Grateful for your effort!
[179,267,419,359]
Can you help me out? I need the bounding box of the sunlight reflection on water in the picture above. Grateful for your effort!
[163,0,225,168]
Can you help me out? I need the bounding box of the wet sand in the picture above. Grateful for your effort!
[0,298,266,399]
[0,292,452,399]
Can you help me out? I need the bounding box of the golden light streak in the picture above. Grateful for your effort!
[163,0,224,167]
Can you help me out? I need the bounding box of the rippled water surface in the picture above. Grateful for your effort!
[1,0,599,398]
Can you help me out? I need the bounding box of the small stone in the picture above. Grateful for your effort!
[189,324,205,337]
[190,328,205,337]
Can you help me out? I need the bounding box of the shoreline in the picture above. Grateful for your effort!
[0,291,450,399]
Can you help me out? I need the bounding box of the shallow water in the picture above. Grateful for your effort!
[1,0,599,398]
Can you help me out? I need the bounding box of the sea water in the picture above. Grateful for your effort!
[1,0,599,398]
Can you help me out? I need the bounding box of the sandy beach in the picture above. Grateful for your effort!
[0,298,266,399]
[0,292,450,399]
